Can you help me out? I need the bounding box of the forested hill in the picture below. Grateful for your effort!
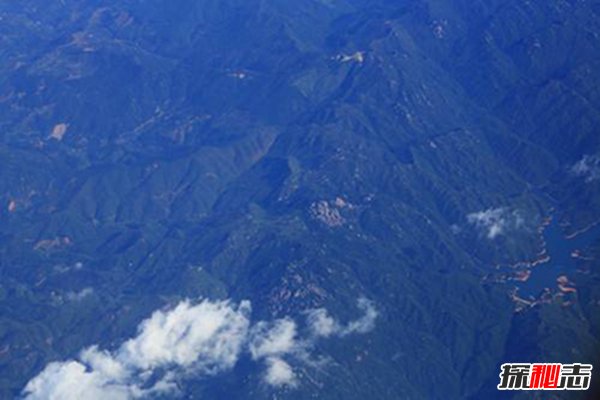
[1,1,599,399]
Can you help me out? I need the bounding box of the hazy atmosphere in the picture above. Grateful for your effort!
[1,1,600,399]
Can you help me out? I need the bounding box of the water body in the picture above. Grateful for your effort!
[517,218,600,298]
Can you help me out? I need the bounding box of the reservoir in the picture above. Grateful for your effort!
[517,218,600,298]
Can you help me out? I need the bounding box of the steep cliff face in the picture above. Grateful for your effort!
[1,1,599,398]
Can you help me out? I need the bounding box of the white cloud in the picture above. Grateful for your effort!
[467,207,525,239]
[23,299,251,400]
[249,318,299,359]
[23,361,138,400]
[307,297,378,338]
[263,357,297,387]
[306,309,340,338]
[119,299,251,372]
[342,298,378,335]
[80,347,129,382]
[572,154,600,182]
[248,318,303,388]
[23,298,377,398]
